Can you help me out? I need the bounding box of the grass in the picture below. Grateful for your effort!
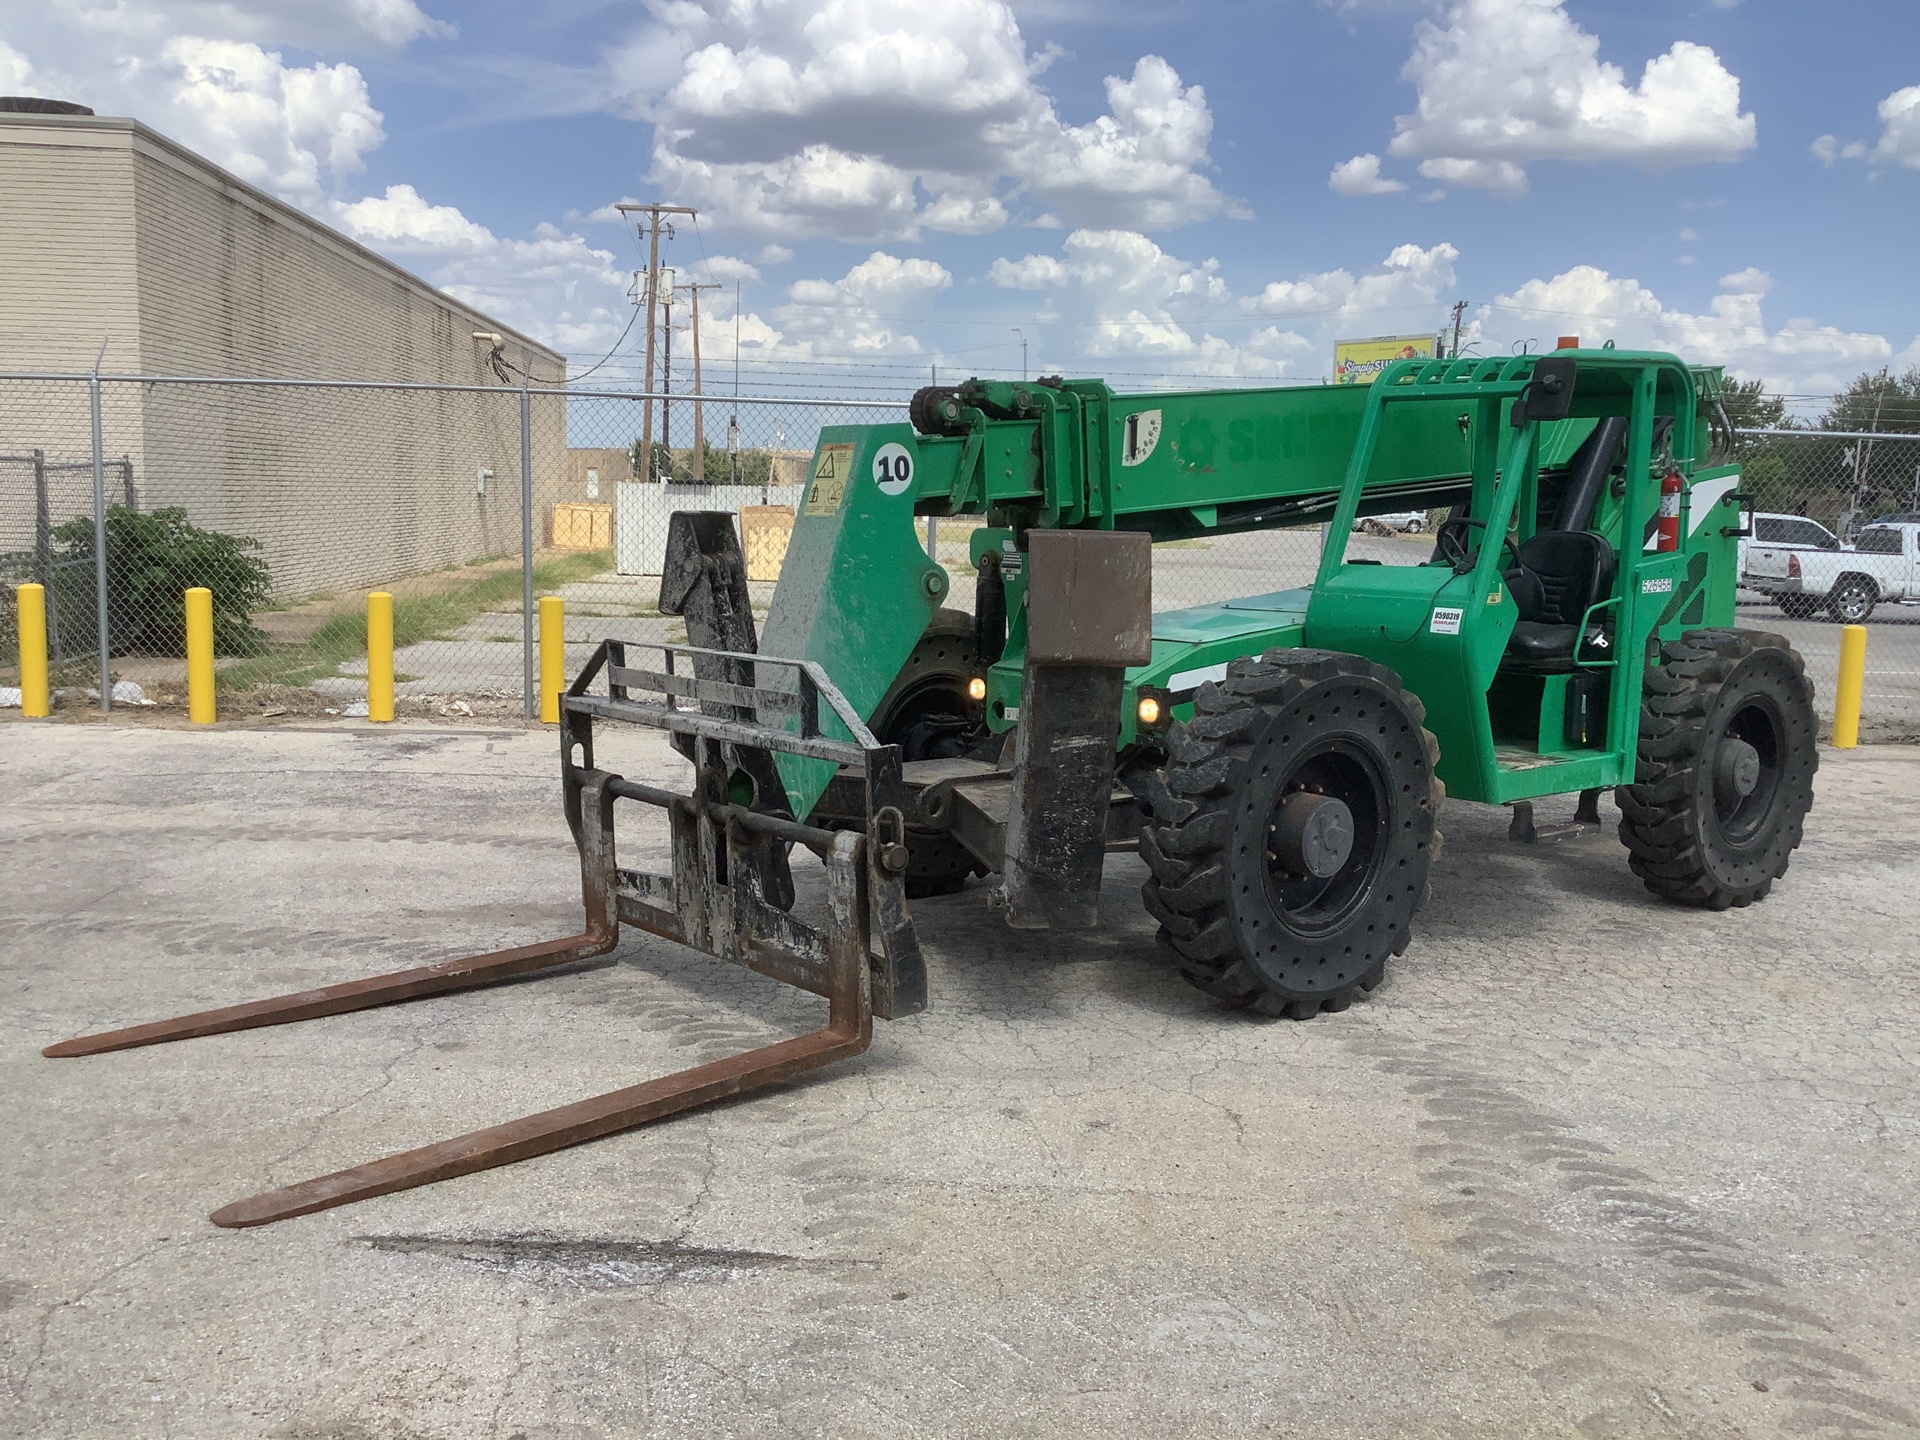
[218,550,612,692]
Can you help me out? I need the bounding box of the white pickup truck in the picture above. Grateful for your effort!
[1739,512,1843,617]
[1744,521,1920,622]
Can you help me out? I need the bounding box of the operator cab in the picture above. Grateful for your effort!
[1497,416,1628,673]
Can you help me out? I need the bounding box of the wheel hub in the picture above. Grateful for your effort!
[1271,792,1356,879]
[1714,737,1762,804]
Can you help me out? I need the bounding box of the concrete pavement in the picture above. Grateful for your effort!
[2,722,1916,1438]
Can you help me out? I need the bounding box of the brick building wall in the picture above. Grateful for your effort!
[0,113,570,597]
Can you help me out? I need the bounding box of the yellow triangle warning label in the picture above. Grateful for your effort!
[806,443,855,516]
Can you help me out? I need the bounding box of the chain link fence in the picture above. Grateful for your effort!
[1732,428,1920,736]
[1,372,1914,736]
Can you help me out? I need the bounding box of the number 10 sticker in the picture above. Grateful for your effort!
[873,442,914,496]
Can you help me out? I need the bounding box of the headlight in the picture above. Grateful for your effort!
[967,676,988,701]
[1137,695,1162,727]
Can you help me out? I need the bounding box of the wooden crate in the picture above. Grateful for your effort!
[551,502,613,550]
[740,505,795,582]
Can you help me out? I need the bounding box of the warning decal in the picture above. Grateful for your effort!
[806,443,854,516]
[1121,410,1162,467]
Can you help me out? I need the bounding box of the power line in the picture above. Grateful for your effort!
[565,303,644,383]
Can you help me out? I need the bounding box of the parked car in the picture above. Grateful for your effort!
[1740,512,1843,618]
[1352,510,1428,534]
[1744,521,1920,623]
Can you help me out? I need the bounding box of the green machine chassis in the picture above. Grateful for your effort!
[765,350,1748,817]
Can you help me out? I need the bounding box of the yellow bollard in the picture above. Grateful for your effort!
[1832,623,1867,749]
[16,583,50,717]
[367,591,395,723]
[185,586,215,724]
[539,595,565,724]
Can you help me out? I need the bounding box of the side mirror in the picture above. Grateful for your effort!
[1512,356,1577,427]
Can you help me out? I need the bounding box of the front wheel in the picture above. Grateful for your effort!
[1827,577,1877,624]
[1777,594,1820,621]
[1617,629,1817,910]
[1139,650,1443,1018]
[815,609,987,898]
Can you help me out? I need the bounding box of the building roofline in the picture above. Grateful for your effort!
[0,110,566,370]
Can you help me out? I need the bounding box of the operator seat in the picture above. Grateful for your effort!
[1502,532,1616,672]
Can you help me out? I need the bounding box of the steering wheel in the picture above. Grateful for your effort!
[1434,517,1519,574]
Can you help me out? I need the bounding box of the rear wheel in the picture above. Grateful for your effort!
[1827,576,1877,624]
[1617,629,1817,910]
[1139,650,1443,1018]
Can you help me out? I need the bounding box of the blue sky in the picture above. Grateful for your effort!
[4,0,1917,403]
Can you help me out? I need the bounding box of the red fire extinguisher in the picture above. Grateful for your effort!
[1656,467,1683,552]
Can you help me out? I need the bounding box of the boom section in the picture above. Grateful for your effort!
[906,376,1480,537]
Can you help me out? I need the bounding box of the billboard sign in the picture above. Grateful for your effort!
[1334,334,1441,386]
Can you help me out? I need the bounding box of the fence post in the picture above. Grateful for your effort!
[89,340,110,713]
[520,369,535,720]
[17,583,49,718]
[367,591,395,723]
[1833,625,1867,749]
[185,587,215,724]
[31,448,49,587]
[539,595,564,724]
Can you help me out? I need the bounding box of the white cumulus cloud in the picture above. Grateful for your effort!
[778,251,953,355]
[0,7,408,209]
[1811,84,1920,171]
[150,37,386,205]
[985,233,1454,378]
[1243,242,1459,322]
[1872,85,1920,168]
[1383,0,1756,193]
[1329,153,1407,197]
[612,0,1235,240]
[331,185,631,358]
[1485,265,1891,395]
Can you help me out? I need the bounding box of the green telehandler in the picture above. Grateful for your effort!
[49,348,1819,1226]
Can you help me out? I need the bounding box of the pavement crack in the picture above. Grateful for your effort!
[259,1033,431,1187]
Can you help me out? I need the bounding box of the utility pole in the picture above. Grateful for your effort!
[684,281,722,482]
[1012,327,1027,381]
[1448,300,1468,359]
[731,280,743,488]
[659,271,676,478]
[613,202,696,481]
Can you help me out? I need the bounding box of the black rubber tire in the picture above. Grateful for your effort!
[870,608,978,752]
[1827,576,1877,624]
[1139,649,1444,1018]
[1776,594,1820,621]
[1616,629,1818,910]
[873,608,988,898]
